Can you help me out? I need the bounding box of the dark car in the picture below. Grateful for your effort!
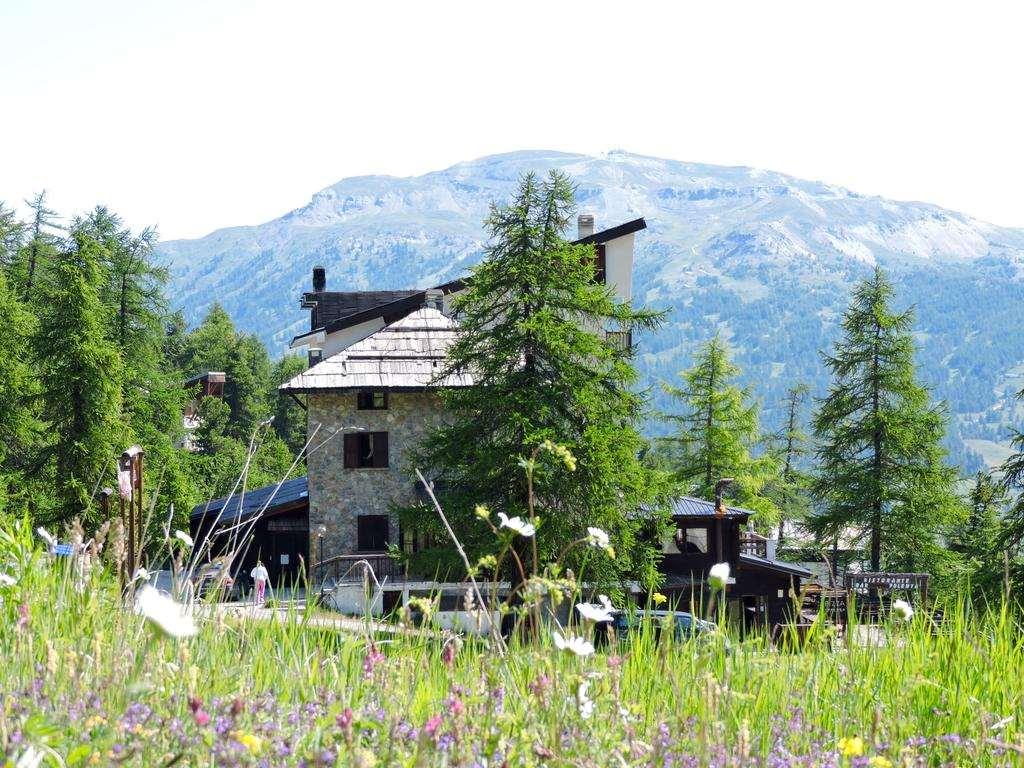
[597,609,725,646]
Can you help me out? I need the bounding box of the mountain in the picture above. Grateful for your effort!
[159,150,1024,471]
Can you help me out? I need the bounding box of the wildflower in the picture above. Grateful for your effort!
[497,512,535,537]
[336,707,354,734]
[233,731,264,755]
[135,584,197,638]
[174,530,194,548]
[541,440,577,471]
[0,572,15,587]
[552,630,595,657]
[586,527,609,548]
[576,680,594,719]
[576,594,614,623]
[441,639,458,667]
[363,643,385,678]
[16,603,29,632]
[36,527,56,550]
[892,599,914,622]
[708,562,731,591]
[448,695,465,717]
[14,745,44,768]
[528,674,551,698]
[868,757,893,768]
[652,592,667,606]
[130,567,151,583]
[838,736,865,757]
[474,504,490,520]
[423,714,443,737]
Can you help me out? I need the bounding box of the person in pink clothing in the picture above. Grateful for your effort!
[250,560,269,606]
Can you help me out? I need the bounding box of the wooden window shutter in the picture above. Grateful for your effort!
[372,432,389,468]
[595,244,607,284]
[343,433,359,468]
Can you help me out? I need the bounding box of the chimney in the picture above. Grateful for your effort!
[577,214,595,240]
[312,265,326,292]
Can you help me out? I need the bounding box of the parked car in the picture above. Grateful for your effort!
[597,610,727,647]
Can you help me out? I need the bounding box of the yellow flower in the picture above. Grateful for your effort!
[868,757,892,768]
[474,504,490,520]
[652,592,667,606]
[234,731,264,755]
[838,736,865,757]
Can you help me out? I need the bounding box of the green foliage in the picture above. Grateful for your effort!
[947,471,1011,597]
[0,271,39,514]
[811,267,964,573]
[272,355,308,455]
[768,383,812,542]
[405,171,668,585]
[661,334,780,525]
[33,230,124,523]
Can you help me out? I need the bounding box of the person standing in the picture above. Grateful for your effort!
[250,560,270,607]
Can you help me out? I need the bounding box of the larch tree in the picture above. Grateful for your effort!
[406,170,667,585]
[811,267,962,573]
[33,230,124,523]
[16,191,59,298]
[998,387,1024,590]
[0,269,39,515]
[661,334,780,524]
[771,382,812,543]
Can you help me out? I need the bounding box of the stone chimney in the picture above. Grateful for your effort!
[424,288,443,311]
[577,214,595,240]
[312,265,326,292]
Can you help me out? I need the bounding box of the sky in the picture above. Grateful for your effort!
[2,1,1022,241]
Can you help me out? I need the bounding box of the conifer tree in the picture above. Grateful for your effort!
[0,202,25,269]
[16,191,59,297]
[811,267,962,572]
[772,383,812,543]
[998,388,1024,587]
[272,354,308,455]
[407,171,666,583]
[34,231,124,523]
[0,270,39,514]
[662,334,780,523]
[949,470,1009,596]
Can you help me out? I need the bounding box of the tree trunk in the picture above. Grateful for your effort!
[870,321,883,572]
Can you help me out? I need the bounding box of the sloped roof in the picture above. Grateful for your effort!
[739,552,813,578]
[190,475,308,523]
[292,218,646,345]
[281,307,472,392]
[667,496,752,519]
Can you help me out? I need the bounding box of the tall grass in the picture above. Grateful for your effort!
[2,517,1023,766]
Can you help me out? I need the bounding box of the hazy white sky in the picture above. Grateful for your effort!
[2,1,1022,241]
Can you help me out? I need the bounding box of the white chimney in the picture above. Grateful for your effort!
[577,214,595,239]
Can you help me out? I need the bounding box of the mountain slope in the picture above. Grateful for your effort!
[160,150,1024,470]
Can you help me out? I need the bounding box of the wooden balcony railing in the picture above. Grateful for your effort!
[739,533,768,559]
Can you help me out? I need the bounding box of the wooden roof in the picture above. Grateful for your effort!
[280,307,472,392]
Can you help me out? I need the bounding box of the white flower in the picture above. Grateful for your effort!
[552,630,594,657]
[586,527,610,549]
[0,572,15,587]
[576,680,594,719]
[36,527,56,549]
[892,599,914,622]
[497,512,535,538]
[131,567,152,583]
[15,745,44,768]
[576,594,615,623]
[708,562,731,591]
[174,530,194,548]
[135,584,197,638]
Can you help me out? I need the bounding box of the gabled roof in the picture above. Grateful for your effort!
[667,496,752,519]
[281,307,472,392]
[301,290,422,328]
[291,217,646,345]
[190,475,308,523]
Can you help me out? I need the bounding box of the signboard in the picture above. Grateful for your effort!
[280,554,290,565]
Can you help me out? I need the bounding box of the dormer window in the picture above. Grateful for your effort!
[357,390,388,410]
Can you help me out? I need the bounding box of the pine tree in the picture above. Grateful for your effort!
[407,171,666,583]
[949,471,1008,596]
[0,202,25,269]
[272,354,308,455]
[999,388,1024,587]
[811,267,962,572]
[34,230,124,523]
[16,191,59,298]
[0,270,39,515]
[661,334,780,523]
[772,383,812,543]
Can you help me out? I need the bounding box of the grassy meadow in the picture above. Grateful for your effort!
[2,520,1023,768]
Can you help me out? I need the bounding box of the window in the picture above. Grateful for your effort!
[357,515,390,551]
[593,244,607,284]
[682,526,709,554]
[605,330,632,352]
[357,390,388,410]
[343,432,389,468]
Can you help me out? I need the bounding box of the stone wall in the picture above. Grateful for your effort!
[306,391,445,562]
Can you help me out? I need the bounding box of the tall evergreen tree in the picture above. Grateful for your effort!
[998,388,1024,587]
[949,470,1009,596]
[0,202,25,269]
[272,354,308,455]
[0,270,39,515]
[16,191,59,298]
[661,334,780,523]
[772,383,812,543]
[406,171,666,583]
[33,231,124,523]
[811,267,962,572]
